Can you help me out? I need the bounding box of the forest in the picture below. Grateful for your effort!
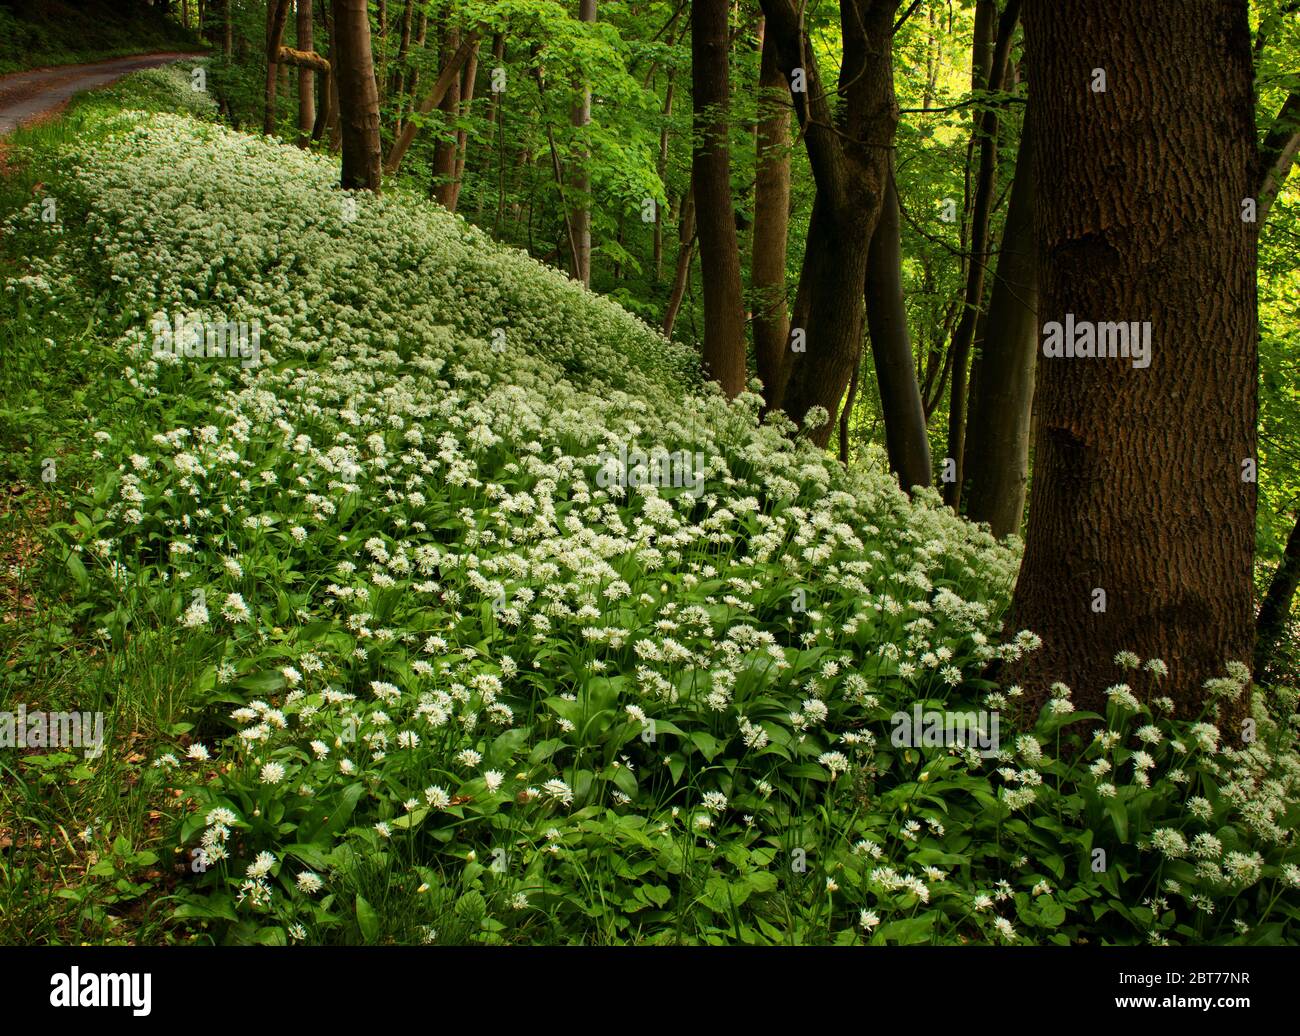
[0,0,1297,953]
[194,0,1300,699]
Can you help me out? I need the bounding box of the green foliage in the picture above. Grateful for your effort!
[0,2,205,76]
[2,73,1298,947]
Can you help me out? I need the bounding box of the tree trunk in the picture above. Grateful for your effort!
[691,0,748,398]
[663,186,697,339]
[223,0,232,57]
[942,0,1020,507]
[297,0,315,148]
[332,0,383,192]
[327,57,343,151]
[1255,512,1300,681]
[653,77,674,281]
[431,24,462,208]
[758,0,900,444]
[864,165,933,494]
[776,192,874,435]
[1248,87,1300,681]
[264,0,292,135]
[447,40,479,213]
[377,0,389,102]
[1257,89,1300,224]
[312,6,334,143]
[384,32,480,175]
[569,0,597,285]
[751,17,791,403]
[1011,0,1257,716]
[962,117,1037,537]
[476,33,507,220]
[391,0,414,99]
[313,61,333,141]
[389,0,415,132]
[839,360,861,464]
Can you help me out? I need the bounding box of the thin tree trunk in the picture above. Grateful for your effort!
[390,0,415,132]
[385,31,480,175]
[297,0,315,148]
[942,0,1020,507]
[663,185,697,338]
[223,0,232,57]
[1011,0,1257,716]
[864,165,933,494]
[1255,512,1300,680]
[313,5,334,143]
[653,78,674,281]
[332,0,383,192]
[839,360,861,465]
[542,112,582,279]
[264,0,292,135]
[478,33,506,222]
[313,64,333,141]
[962,118,1038,538]
[376,0,389,103]
[1257,90,1300,224]
[328,53,343,151]
[752,17,791,403]
[448,40,480,213]
[431,24,462,207]
[569,0,597,285]
[691,0,747,397]
[758,0,900,445]
[1249,88,1300,680]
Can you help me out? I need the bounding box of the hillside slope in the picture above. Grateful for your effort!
[2,65,1296,947]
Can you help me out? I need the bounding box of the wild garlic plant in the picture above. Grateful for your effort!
[7,78,1298,945]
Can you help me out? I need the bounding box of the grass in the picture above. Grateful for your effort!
[0,71,224,946]
[2,62,1297,948]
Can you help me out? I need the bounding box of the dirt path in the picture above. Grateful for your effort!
[0,52,205,136]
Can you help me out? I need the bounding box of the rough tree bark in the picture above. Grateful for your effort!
[332,0,383,192]
[691,0,747,397]
[1010,0,1258,716]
